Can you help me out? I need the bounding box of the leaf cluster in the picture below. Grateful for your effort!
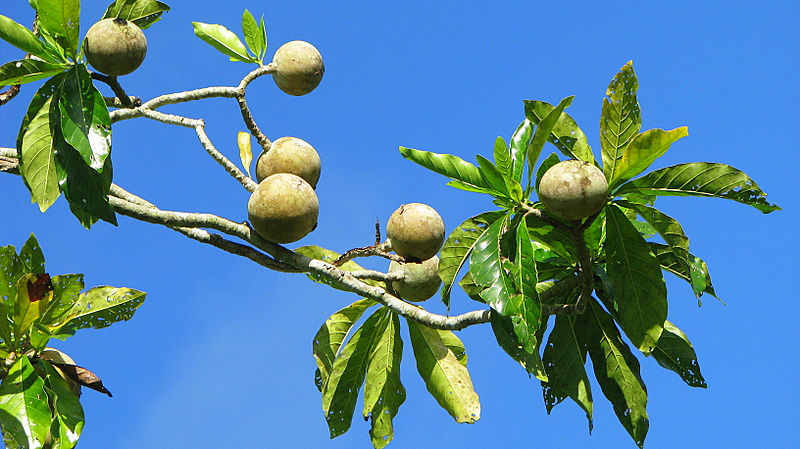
[0,234,146,448]
[0,0,170,228]
[192,10,268,65]
[298,246,480,448]
[398,60,779,447]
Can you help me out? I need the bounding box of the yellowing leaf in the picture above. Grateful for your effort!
[237,131,253,177]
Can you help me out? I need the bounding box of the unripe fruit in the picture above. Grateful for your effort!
[83,18,147,76]
[389,256,441,302]
[248,173,319,243]
[272,41,324,96]
[538,159,608,220]
[386,203,445,261]
[40,348,81,398]
[256,137,321,188]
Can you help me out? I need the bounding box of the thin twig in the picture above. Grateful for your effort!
[333,240,401,266]
[0,85,20,107]
[91,73,135,108]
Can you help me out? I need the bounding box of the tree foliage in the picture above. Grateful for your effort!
[0,1,779,448]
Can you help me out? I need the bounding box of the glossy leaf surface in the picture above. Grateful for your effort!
[541,314,593,428]
[580,299,648,448]
[322,308,385,438]
[601,61,641,181]
[192,22,254,63]
[616,162,780,213]
[103,0,171,29]
[362,311,405,449]
[524,100,593,163]
[312,299,375,391]
[652,321,706,388]
[406,319,480,423]
[399,146,488,189]
[439,211,505,306]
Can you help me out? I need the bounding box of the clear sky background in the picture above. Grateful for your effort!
[1,1,798,448]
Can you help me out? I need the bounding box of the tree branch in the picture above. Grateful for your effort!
[91,73,136,108]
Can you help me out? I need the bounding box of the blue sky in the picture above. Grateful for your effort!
[1,1,798,448]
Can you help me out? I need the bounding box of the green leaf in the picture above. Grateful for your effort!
[618,201,713,297]
[469,215,515,314]
[649,243,718,300]
[526,96,575,178]
[524,98,593,163]
[579,298,649,448]
[490,311,547,380]
[241,10,264,62]
[312,299,375,391]
[192,22,255,63]
[604,205,667,354]
[38,274,83,336]
[398,146,488,189]
[19,234,45,275]
[534,153,560,192]
[19,94,61,212]
[16,71,64,154]
[0,59,67,86]
[295,246,385,290]
[616,162,780,213]
[541,314,593,429]
[439,211,505,306]
[34,0,80,57]
[363,312,405,449]
[445,180,493,195]
[50,286,145,331]
[509,118,533,183]
[41,361,84,448]
[103,0,171,29]
[322,307,386,438]
[0,357,51,449]
[601,61,641,181]
[58,65,112,172]
[524,212,576,263]
[14,273,52,337]
[406,319,480,423]
[475,154,509,197]
[0,15,54,61]
[652,321,706,388]
[492,136,511,178]
[258,17,267,60]
[506,223,541,353]
[438,329,468,367]
[53,132,117,227]
[609,127,688,189]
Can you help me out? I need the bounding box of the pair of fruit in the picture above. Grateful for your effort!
[248,137,321,243]
[386,203,445,302]
[84,19,325,97]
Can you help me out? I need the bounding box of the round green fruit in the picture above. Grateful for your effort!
[256,136,321,188]
[538,159,608,221]
[83,18,147,76]
[248,173,319,243]
[272,40,325,96]
[389,256,441,302]
[386,203,445,261]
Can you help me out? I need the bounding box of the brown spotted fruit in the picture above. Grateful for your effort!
[389,256,441,302]
[256,137,321,188]
[83,18,147,76]
[538,159,608,221]
[272,40,324,95]
[248,173,319,243]
[386,203,445,261]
